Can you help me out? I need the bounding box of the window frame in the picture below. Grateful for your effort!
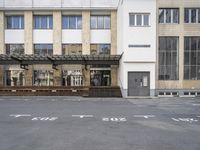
[6,15,24,29]
[34,15,53,29]
[62,15,82,29]
[129,13,150,27]
[184,8,200,24]
[90,15,111,29]
[159,8,179,24]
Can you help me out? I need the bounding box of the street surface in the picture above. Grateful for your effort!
[0,96,200,150]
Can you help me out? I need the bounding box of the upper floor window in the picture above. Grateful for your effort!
[91,16,110,29]
[6,44,24,55]
[90,44,110,55]
[129,13,150,26]
[62,16,82,29]
[185,8,200,23]
[159,37,179,80]
[159,8,179,24]
[6,16,24,29]
[62,44,82,55]
[34,15,53,29]
[34,44,53,56]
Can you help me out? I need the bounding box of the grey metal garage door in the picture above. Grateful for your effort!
[128,72,150,96]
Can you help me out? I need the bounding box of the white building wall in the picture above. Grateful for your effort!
[33,30,53,44]
[118,0,156,97]
[5,30,24,43]
[91,30,111,44]
[62,30,82,44]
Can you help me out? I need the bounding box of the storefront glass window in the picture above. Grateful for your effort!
[5,70,24,86]
[33,70,54,86]
[62,70,83,86]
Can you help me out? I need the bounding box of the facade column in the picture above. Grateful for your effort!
[82,10,90,55]
[111,65,118,86]
[24,11,33,54]
[0,11,4,54]
[111,10,117,55]
[83,65,90,86]
[0,11,4,87]
[53,65,62,86]
[53,11,62,55]
[25,65,33,86]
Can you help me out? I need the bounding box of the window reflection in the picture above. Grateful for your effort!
[62,44,82,55]
[5,70,24,86]
[62,70,83,86]
[33,70,54,86]
[34,44,53,56]
[90,44,110,55]
[90,70,111,86]
[6,44,24,55]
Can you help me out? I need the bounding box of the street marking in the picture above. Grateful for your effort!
[102,117,127,122]
[10,114,31,118]
[134,115,155,119]
[172,118,198,123]
[31,117,58,121]
[197,116,200,118]
[192,104,200,106]
[72,115,93,118]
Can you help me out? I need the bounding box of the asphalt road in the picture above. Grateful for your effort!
[0,96,200,150]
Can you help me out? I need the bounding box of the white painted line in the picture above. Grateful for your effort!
[102,117,127,122]
[32,117,58,121]
[192,104,200,106]
[197,116,200,118]
[134,115,155,119]
[10,114,31,118]
[72,115,93,118]
[172,118,198,123]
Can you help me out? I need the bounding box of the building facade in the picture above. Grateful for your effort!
[0,0,200,97]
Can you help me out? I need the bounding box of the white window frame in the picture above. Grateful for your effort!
[159,8,179,24]
[129,13,150,27]
[185,8,200,24]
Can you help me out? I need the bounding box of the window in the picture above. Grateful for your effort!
[62,44,82,55]
[159,37,179,80]
[129,13,150,26]
[90,44,111,55]
[159,8,179,24]
[34,44,53,56]
[6,44,24,55]
[90,70,111,86]
[34,15,53,29]
[7,16,24,29]
[4,70,24,86]
[62,70,83,86]
[62,16,82,29]
[90,16,110,29]
[185,8,200,23]
[33,70,53,86]
[184,37,200,80]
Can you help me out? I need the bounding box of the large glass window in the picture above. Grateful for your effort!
[62,44,82,55]
[34,44,53,56]
[90,16,110,29]
[6,44,24,55]
[159,8,179,24]
[184,8,200,23]
[34,15,53,29]
[159,37,179,80]
[33,70,53,86]
[62,16,82,29]
[129,13,150,26]
[7,16,24,29]
[90,69,111,86]
[5,70,24,86]
[90,44,111,55]
[62,70,83,86]
[184,37,200,80]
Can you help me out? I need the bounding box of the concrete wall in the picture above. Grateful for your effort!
[0,0,119,9]
[62,30,82,44]
[157,0,200,90]
[82,10,90,55]
[5,30,24,43]
[33,30,53,44]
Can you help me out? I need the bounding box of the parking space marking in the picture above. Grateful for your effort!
[72,115,93,118]
[31,117,58,121]
[10,114,31,118]
[172,118,198,123]
[102,117,127,122]
[134,115,155,119]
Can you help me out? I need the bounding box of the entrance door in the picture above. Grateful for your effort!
[128,72,150,96]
